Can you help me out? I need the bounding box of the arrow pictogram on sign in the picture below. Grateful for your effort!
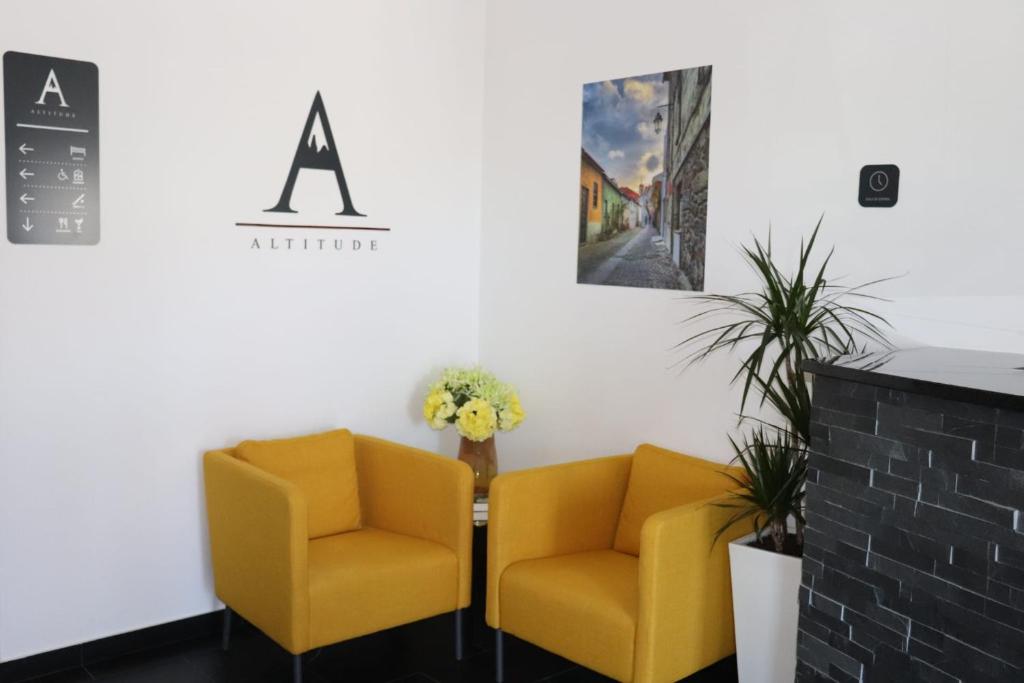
[18,143,34,155]
[21,218,33,232]
[19,193,34,204]
[19,168,34,179]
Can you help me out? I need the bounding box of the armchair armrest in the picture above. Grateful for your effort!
[203,450,310,654]
[486,454,633,628]
[634,492,754,683]
[353,435,474,607]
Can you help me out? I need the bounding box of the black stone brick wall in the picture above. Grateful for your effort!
[796,374,1024,683]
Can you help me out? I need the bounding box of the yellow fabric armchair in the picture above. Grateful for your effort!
[487,444,752,683]
[204,430,474,681]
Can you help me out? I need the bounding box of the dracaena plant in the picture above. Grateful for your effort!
[679,218,891,554]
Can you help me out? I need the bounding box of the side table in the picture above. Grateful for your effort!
[469,495,489,650]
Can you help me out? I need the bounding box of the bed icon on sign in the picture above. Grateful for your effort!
[70,146,86,161]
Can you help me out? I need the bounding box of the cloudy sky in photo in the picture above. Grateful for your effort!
[581,71,668,193]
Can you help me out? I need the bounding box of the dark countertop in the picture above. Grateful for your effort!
[803,346,1024,412]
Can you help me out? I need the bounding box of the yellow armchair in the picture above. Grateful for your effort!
[487,444,752,683]
[204,430,473,682]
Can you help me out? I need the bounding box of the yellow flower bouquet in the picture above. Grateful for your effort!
[423,367,525,442]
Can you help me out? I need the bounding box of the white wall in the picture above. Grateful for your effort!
[0,0,485,661]
[479,0,1024,471]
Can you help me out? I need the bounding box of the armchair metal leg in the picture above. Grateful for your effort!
[454,609,465,661]
[221,607,232,652]
[495,628,505,683]
[293,654,302,683]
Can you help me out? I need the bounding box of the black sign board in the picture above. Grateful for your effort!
[4,51,99,245]
[859,164,899,208]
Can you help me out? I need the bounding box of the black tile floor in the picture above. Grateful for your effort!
[13,613,737,683]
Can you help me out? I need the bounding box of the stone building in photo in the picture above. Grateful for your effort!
[662,65,711,291]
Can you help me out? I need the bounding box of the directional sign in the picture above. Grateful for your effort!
[4,51,99,245]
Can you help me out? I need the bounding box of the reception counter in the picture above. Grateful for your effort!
[796,346,1024,682]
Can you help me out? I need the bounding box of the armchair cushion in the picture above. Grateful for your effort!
[236,428,361,539]
[499,549,638,682]
[308,527,458,647]
[613,444,733,556]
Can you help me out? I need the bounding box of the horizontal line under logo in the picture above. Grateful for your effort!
[235,222,390,232]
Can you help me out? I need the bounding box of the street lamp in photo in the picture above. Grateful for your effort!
[652,102,672,135]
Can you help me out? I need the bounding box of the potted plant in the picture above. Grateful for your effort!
[423,366,525,495]
[679,220,889,682]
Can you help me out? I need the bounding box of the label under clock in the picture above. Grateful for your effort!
[4,51,100,245]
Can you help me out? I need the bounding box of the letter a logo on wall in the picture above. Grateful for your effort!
[36,68,70,107]
[266,91,365,216]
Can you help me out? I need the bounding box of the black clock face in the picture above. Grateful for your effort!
[859,165,899,208]
[868,170,889,192]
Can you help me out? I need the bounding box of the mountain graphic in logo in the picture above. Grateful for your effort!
[306,110,330,155]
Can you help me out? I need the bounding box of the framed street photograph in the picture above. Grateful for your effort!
[577,66,712,291]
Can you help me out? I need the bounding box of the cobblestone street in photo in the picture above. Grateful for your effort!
[577,226,691,290]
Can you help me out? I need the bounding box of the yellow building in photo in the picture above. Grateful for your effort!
[579,149,604,244]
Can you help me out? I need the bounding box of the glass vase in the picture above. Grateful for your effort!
[458,435,497,495]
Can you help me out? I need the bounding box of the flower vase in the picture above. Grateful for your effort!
[458,435,497,495]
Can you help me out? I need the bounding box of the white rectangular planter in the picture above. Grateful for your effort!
[729,533,803,683]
